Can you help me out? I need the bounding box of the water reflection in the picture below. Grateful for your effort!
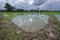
[12,14,48,32]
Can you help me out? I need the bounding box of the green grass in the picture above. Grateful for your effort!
[0,11,60,19]
[0,11,60,40]
[0,11,60,14]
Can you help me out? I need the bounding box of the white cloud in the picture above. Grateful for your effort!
[17,0,25,2]
[0,0,60,11]
[28,0,34,5]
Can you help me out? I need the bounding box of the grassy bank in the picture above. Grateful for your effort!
[0,11,60,19]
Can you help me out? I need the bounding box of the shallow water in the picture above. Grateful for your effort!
[55,14,60,22]
[12,14,48,32]
[3,14,8,17]
[3,13,60,32]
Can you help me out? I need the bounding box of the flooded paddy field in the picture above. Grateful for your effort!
[0,11,60,40]
[0,11,60,32]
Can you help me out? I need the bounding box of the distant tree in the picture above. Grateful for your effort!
[37,8,39,11]
[4,3,14,11]
[30,9,34,11]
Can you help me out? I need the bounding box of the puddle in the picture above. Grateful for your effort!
[13,13,18,16]
[55,14,60,22]
[12,14,48,32]
[3,14,8,17]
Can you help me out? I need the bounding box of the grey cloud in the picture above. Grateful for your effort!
[0,0,60,11]
[13,2,30,10]
[0,0,6,10]
[33,0,48,6]
[39,0,60,11]
[0,0,31,10]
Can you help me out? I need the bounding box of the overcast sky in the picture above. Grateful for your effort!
[0,0,60,11]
